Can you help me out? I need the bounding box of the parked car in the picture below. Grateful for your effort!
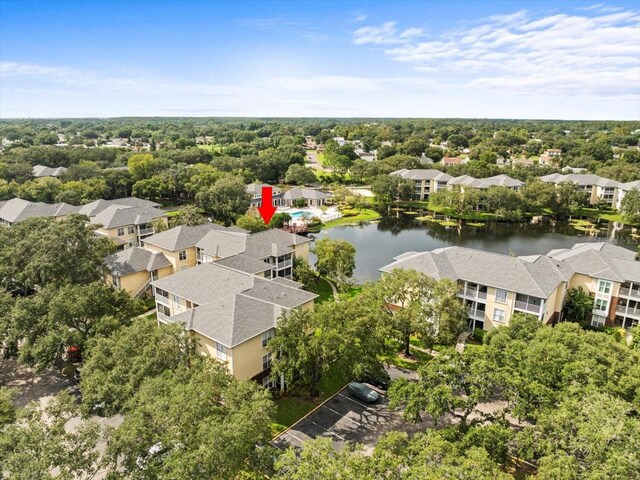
[347,382,380,403]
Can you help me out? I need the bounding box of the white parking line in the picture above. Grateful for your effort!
[322,404,363,426]
[337,392,385,412]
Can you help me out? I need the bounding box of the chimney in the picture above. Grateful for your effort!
[271,243,278,258]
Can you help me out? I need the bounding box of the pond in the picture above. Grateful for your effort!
[311,212,638,283]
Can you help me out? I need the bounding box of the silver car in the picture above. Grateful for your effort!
[347,382,380,403]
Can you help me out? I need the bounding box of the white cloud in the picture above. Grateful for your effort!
[352,13,367,22]
[353,8,640,102]
[353,21,424,45]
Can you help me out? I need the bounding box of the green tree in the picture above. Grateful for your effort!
[284,163,317,185]
[5,282,142,369]
[620,189,640,225]
[80,317,197,415]
[195,174,250,225]
[562,287,594,324]
[0,387,16,427]
[388,348,496,427]
[313,238,356,291]
[127,153,172,182]
[0,392,107,479]
[170,204,206,227]
[0,215,113,294]
[235,209,269,233]
[106,359,274,479]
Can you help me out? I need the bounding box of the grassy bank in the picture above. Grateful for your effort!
[321,208,381,229]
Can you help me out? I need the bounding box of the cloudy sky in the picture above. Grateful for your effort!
[1,0,639,119]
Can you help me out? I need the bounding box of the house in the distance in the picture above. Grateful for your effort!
[539,149,562,165]
[441,157,467,167]
[247,183,283,207]
[32,165,68,178]
[281,188,332,207]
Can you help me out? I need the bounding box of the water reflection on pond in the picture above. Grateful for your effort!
[311,211,638,283]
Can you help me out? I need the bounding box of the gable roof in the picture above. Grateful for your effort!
[539,173,608,186]
[32,165,68,178]
[547,242,638,283]
[620,180,640,192]
[196,229,248,258]
[282,188,332,200]
[246,183,282,196]
[143,223,244,251]
[89,205,166,229]
[104,247,171,276]
[168,294,280,348]
[215,254,273,275]
[380,246,566,298]
[79,197,160,217]
[390,169,452,181]
[0,198,80,224]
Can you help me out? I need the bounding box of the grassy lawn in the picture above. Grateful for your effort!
[381,339,433,371]
[322,208,381,229]
[165,209,182,217]
[271,367,350,436]
[576,207,626,224]
[312,278,335,304]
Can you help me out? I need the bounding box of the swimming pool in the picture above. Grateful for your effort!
[289,210,312,219]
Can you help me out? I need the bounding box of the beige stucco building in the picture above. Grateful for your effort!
[381,242,640,332]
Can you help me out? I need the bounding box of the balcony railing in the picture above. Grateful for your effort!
[462,288,487,300]
[157,312,170,322]
[277,259,293,269]
[138,227,154,236]
[156,296,170,307]
[617,305,640,317]
[514,301,542,314]
[467,307,486,320]
[620,287,640,299]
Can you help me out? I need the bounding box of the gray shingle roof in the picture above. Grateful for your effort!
[215,254,273,275]
[104,247,171,276]
[79,197,160,217]
[168,294,281,348]
[89,205,166,229]
[32,165,67,178]
[390,169,452,181]
[620,180,640,192]
[272,277,304,289]
[152,262,317,346]
[196,230,248,258]
[0,198,80,224]
[143,224,243,251]
[448,174,524,189]
[282,188,332,200]
[246,183,282,195]
[547,242,638,283]
[380,246,565,298]
[152,262,255,305]
[540,173,605,186]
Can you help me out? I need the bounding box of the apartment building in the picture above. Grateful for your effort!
[380,242,639,332]
[615,180,640,210]
[152,261,317,384]
[539,173,621,207]
[247,183,284,207]
[105,223,312,295]
[390,169,453,200]
[448,174,524,191]
[0,197,80,225]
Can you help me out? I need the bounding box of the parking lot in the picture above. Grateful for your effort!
[272,383,428,453]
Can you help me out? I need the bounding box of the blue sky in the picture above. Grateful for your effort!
[1,0,639,119]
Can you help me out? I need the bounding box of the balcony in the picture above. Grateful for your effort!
[277,259,293,269]
[138,227,154,236]
[620,287,640,299]
[157,312,170,322]
[467,307,486,320]
[156,296,170,307]
[617,305,640,318]
[514,301,542,315]
[461,288,487,300]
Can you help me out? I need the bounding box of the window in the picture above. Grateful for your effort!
[216,342,227,360]
[594,298,609,312]
[179,250,187,261]
[262,329,275,347]
[127,225,135,234]
[262,376,276,389]
[591,315,606,327]
[156,303,170,317]
[172,294,180,305]
[492,308,506,323]
[598,281,612,294]
[262,353,272,371]
[495,289,508,304]
[117,227,125,237]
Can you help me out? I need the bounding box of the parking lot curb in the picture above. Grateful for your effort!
[271,381,351,442]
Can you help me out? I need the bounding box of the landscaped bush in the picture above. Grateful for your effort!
[472,328,486,343]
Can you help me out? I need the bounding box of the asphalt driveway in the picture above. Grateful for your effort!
[272,380,427,453]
